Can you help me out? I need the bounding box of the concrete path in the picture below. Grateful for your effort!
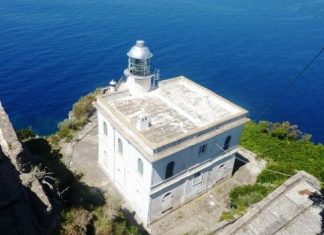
[69,125,108,188]
[66,119,122,201]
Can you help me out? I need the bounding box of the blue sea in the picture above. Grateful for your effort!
[0,0,324,142]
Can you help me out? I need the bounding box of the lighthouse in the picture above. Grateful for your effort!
[95,40,249,227]
[124,40,158,95]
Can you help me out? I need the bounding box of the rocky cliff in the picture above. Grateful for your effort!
[0,102,60,235]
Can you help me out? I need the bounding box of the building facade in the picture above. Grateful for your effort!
[95,40,249,226]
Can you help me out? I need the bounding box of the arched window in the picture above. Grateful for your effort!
[103,121,108,136]
[165,161,175,179]
[137,158,143,175]
[163,192,172,200]
[118,138,123,155]
[223,135,232,150]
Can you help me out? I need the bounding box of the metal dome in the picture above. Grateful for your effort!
[109,79,117,86]
[127,40,153,60]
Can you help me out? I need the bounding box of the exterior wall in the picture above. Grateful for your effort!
[98,108,244,225]
[97,111,152,224]
[151,125,243,185]
[149,155,235,223]
[126,75,153,95]
[148,125,243,223]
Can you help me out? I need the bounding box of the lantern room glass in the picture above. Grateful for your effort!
[128,58,151,76]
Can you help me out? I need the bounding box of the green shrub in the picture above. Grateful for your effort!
[224,121,324,220]
[47,134,61,147]
[256,170,286,186]
[55,89,100,143]
[72,95,95,120]
[219,211,235,221]
[72,89,100,120]
[57,118,87,142]
[16,128,36,141]
[230,184,270,209]
[61,208,93,235]
[219,205,246,221]
[221,184,271,221]
[241,121,324,182]
[129,226,140,235]
[57,119,75,141]
[271,122,290,140]
[112,211,141,235]
[258,121,270,133]
[93,207,114,235]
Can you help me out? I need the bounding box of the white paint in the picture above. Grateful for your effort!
[97,109,244,226]
[136,112,151,130]
[98,111,152,223]
[95,55,249,227]
[125,74,154,95]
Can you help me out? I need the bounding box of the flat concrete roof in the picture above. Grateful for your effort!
[96,76,249,161]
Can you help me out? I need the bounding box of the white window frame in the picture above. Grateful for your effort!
[193,172,203,185]
[137,158,144,176]
[103,121,108,136]
[118,138,123,155]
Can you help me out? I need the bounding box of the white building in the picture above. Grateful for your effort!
[94,40,249,226]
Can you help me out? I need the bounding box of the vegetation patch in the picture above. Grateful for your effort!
[18,116,140,235]
[20,88,143,234]
[24,137,141,234]
[221,121,324,220]
[229,184,270,209]
[220,184,271,221]
[242,121,324,184]
[51,89,101,143]
[16,128,36,141]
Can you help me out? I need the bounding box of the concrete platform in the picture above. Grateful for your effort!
[66,121,121,201]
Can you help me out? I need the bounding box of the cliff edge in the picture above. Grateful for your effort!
[0,102,60,235]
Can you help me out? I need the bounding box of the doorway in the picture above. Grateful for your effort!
[162,192,172,213]
[216,163,227,183]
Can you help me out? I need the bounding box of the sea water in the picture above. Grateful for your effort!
[0,0,324,142]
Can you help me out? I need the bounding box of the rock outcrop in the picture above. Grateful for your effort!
[0,102,60,235]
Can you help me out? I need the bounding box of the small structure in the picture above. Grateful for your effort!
[109,79,117,92]
[94,40,250,226]
[218,171,323,235]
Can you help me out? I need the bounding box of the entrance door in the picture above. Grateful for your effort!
[103,151,109,170]
[115,164,125,192]
[162,192,172,213]
[193,171,208,195]
[133,189,142,215]
[216,164,227,183]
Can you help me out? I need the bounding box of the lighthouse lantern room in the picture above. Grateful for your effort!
[124,40,158,95]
